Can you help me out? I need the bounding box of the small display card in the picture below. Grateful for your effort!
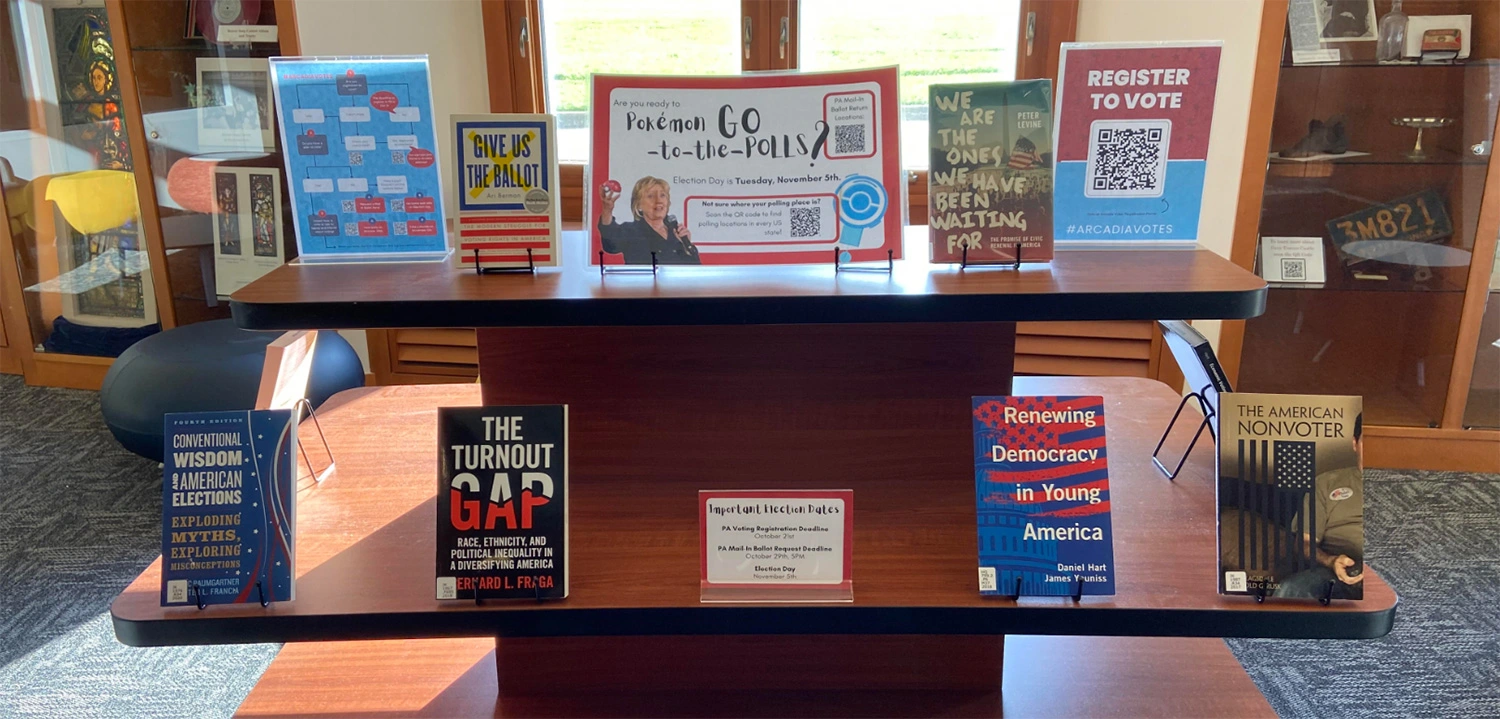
[700,490,853,602]
[1260,236,1326,284]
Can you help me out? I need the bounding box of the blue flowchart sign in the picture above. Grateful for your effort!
[269,56,450,262]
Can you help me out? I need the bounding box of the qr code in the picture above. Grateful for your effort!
[393,221,408,235]
[390,199,405,213]
[834,124,866,154]
[1280,257,1306,280]
[436,577,457,600]
[391,151,407,164]
[341,200,356,213]
[979,567,997,592]
[1225,571,1248,593]
[1084,119,1172,198]
[166,580,188,604]
[348,151,363,166]
[790,207,820,238]
[343,222,359,236]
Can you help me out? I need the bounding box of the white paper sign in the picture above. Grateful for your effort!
[701,491,851,585]
[1260,236,1326,284]
[217,24,279,43]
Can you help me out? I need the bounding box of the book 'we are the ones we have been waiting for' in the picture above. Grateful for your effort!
[1218,393,1364,601]
[161,410,297,607]
[437,406,568,600]
[928,79,1054,263]
[973,396,1115,596]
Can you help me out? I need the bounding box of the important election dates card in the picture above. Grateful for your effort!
[436,405,568,600]
[161,410,297,607]
[972,396,1115,596]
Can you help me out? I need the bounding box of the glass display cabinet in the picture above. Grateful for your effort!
[1233,0,1500,470]
[0,0,297,388]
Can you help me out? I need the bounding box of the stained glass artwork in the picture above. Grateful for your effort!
[50,7,146,321]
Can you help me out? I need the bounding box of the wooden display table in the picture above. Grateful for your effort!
[115,380,1394,716]
[114,234,1394,714]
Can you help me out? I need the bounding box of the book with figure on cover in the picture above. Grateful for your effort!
[1217,393,1364,600]
[436,405,568,600]
[929,80,1054,263]
[161,409,297,606]
[973,396,1115,596]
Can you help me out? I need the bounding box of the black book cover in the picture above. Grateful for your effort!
[436,405,568,600]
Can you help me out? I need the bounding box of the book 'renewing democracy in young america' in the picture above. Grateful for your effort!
[437,405,568,600]
[1217,393,1365,600]
[161,409,296,607]
[973,396,1115,596]
[929,80,1055,263]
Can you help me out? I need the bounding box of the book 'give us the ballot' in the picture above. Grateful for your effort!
[973,396,1115,596]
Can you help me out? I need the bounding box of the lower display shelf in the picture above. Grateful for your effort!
[112,378,1396,646]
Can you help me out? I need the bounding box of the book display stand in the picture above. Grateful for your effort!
[472,247,538,276]
[1151,384,1218,481]
[114,230,1396,717]
[960,243,1026,270]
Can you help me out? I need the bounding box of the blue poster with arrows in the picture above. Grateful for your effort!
[270,56,449,261]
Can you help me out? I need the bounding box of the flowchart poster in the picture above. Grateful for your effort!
[590,68,902,265]
[1053,42,1220,244]
[269,56,449,261]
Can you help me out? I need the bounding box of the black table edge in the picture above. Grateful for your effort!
[230,288,1267,330]
[112,597,1394,647]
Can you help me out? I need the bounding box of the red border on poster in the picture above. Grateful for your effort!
[590,69,902,265]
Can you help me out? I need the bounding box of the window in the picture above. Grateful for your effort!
[540,0,742,163]
[798,0,1021,170]
[489,1,1068,220]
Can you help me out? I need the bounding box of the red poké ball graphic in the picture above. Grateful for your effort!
[407,148,436,168]
[318,210,327,216]
[603,179,621,194]
[346,69,356,77]
[306,129,316,136]
[370,91,399,112]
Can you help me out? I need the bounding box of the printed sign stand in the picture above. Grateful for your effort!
[700,490,854,603]
[270,56,452,264]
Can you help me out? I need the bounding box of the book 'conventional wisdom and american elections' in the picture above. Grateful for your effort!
[161,409,296,607]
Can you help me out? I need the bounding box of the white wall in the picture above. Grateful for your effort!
[1077,0,1266,349]
[294,0,491,374]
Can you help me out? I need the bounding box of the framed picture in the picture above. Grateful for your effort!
[1316,0,1377,43]
[212,166,285,296]
[196,57,275,152]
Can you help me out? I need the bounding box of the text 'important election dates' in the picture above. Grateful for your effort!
[270,57,448,259]
[160,410,297,607]
[436,406,569,600]
[700,490,854,587]
[972,396,1116,597]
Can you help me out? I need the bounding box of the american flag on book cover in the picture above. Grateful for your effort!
[1234,439,1317,580]
[973,396,1115,596]
[1007,137,1043,169]
[457,214,556,267]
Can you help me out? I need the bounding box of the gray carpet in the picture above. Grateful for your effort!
[1,372,1497,717]
[0,374,277,718]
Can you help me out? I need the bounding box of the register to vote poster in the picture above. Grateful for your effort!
[1053,42,1221,244]
[589,68,902,265]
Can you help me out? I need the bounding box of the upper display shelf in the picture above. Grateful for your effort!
[1280,58,1500,68]
[228,228,1266,330]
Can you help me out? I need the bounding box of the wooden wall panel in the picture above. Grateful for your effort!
[368,322,1159,385]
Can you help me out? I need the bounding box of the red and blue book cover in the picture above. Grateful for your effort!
[160,410,297,606]
[973,396,1115,596]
